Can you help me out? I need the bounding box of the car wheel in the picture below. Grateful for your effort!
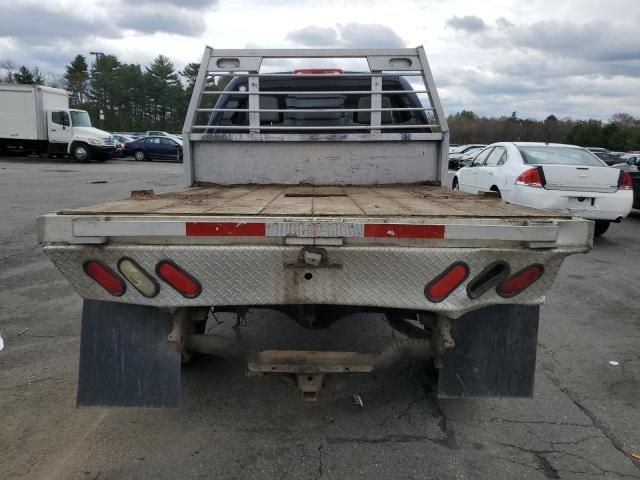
[594,220,610,237]
[134,150,147,161]
[452,178,459,190]
[490,187,502,199]
[72,143,92,162]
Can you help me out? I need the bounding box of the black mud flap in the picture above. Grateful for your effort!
[437,304,539,398]
[77,300,181,408]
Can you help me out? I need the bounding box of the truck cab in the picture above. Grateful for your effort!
[47,109,115,161]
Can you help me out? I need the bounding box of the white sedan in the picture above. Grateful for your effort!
[452,142,634,236]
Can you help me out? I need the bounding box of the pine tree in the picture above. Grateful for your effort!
[14,66,35,84]
[64,55,89,106]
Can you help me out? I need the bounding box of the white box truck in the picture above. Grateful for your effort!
[38,47,593,405]
[0,84,116,161]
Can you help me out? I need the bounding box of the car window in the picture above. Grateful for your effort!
[485,147,506,166]
[160,138,177,146]
[472,148,493,166]
[145,137,161,144]
[519,146,606,166]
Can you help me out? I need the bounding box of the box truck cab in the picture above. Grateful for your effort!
[0,84,116,161]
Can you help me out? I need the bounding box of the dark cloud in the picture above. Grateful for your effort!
[0,4,120,42]
[120,0,218,8]
[337,23,405,48]
[286,23,405,48]
[117,7,206,36]
[0,2,212,46]
[509,20,640,62]
[445,15,487,33]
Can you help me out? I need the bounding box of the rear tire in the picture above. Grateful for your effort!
[490,187,502,199]
[594,220,610,237]
[134,150,147,161]
[452,178,459,190]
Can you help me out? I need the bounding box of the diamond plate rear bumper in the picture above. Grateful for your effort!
[44,244,577,317]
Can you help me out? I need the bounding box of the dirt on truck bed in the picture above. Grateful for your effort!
[60,185,564,219]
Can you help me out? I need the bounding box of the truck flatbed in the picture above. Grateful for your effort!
[60,184,564,219]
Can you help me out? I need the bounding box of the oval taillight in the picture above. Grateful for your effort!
[156,260,202,298]
[83,260,126,296]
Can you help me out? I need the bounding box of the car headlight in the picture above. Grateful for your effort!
[88,138,101,145]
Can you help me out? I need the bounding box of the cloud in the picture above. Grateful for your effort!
[509,20,640,62]
[445,15,487,33]
[117,6,207,36]
[0,1,212,47]
[286,23,405,48]
[0,4,120,43]
[337,23,405,48]
[120,0,218,8]
[286,26,338,46]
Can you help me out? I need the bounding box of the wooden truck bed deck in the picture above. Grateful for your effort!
[61,185,565,219]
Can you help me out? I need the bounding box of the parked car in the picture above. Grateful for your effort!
[145,130,171,137]
[126,135,183,162]
[453,142,634,236]
[448,144,487,169]
[111,133,135,157]
[612,156,640,209]
[593,151,625,166]
[450,146,484,170]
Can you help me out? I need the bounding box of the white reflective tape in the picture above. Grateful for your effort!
[0,332,4,351]
[265,222,364,238]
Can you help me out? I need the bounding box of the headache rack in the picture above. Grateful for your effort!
[182,47,450,186]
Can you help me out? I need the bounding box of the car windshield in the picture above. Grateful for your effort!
[70,111,92,127]
[518,146,604,166]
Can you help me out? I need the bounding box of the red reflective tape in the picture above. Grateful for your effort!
[186,222,266,236]
[364,224,445,239]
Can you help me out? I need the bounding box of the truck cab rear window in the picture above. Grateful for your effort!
[207,75,430,133]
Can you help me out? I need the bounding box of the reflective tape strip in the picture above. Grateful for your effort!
[364,224,446,239]
[186,221,446,239]
[186,222,266,236]
[265,222,364,238]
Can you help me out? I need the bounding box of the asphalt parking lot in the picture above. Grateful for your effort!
[0,157,639,480]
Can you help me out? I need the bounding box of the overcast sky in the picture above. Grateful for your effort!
[1,0,639,120]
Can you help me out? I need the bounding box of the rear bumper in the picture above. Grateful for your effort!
[507,186,633,221]
[44,244,581,318]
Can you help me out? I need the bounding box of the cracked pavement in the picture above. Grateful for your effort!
[0,158,639,479]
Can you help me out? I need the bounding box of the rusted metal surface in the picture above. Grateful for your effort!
[296,374,325,402]
[247,350,375,374]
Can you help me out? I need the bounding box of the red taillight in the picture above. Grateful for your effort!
[425,262,470,303]
[619,171,632,190]
[292,68,343,75]
[156,260,202,298]
[83,260,126,296]
[497,264,544,298]
[515,167,543,187]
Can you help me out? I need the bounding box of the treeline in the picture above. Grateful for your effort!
[0,54,227,133]
[449,110,640,151]
[2,55,640,146]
